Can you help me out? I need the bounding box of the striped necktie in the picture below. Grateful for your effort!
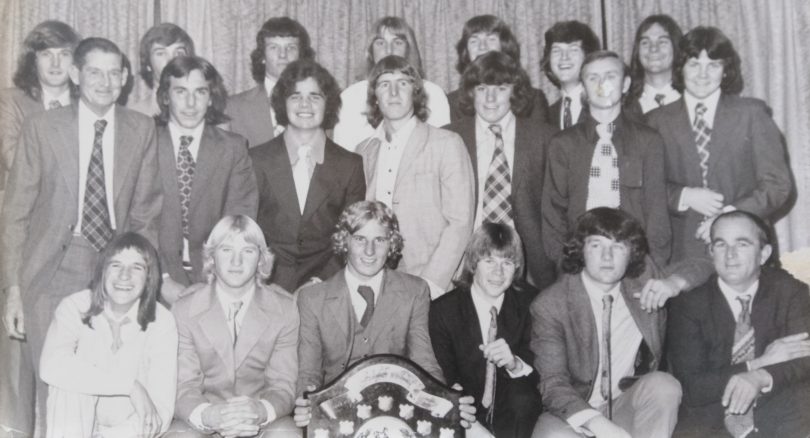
[81,119,113,251]
[724,295,756,437]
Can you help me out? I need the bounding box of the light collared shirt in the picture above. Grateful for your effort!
[469,284,532,378]
[567,274,643,431]
[41,88,71,109]
[344,267,384,324]
[94,300,141,427]
[373,115,417,208]
[283,129,326,167]
[76,100,117,232]
[683,87,722,129]
[474,111,516,230]
[638,83,681,114]
[169,121,205,262]
[558,84,585,130]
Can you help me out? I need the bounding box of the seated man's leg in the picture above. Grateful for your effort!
[532,412,586,438]
[259,415,301,438]
[494,379,542,438]
[610,371,681,438]
[163,418,209,438]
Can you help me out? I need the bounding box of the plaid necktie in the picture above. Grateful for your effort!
[229,300,243,346]
[48,100,62,110]
[563,96,573,128]
[176,135,195,238]
[654,94,666,107]
[482,124,514,224]
[601,294,614,419]
[725,295,756,437]
[586,123,620,210]
[81,119,114,251]
[357,285,375,328]
[693,102,712,187]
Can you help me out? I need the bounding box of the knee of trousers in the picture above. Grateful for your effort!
[637,371,683,406]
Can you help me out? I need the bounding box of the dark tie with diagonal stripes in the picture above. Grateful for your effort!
[693,102,712,187]
[725,295,756,437]
[482,124,513,224]
[81,119,113,251]
[176,135,195,238]
[563,96,573,128]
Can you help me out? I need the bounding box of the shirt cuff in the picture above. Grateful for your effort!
[260,399,277,426]
[189,403,212,432]
[506,357,532,378]
[567,409,602,435]
[677,188,689,212]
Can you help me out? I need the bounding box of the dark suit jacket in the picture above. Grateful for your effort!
[667,268,810,436]
[157,124,258,285]
[542,113,672,268]
[250,135,365,292]
[297,269,443,393]
[429,285,540,425]
[530,273,665,421]
[226,85,275,148]
[445,115,558,290]
[447,87,550,125]
[0,104,161,295]
[646,95,792,262]
[546,96,589,130]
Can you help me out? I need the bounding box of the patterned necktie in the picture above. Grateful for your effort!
[482,306,498,424]
[563,96,573,129]
[229,300,243,346]
[654,93,666,107]
[586,123,621,210]
[482,124,514,224]
[725,295,756,437]
[105,315,130,353]
[601,294,614,419]
[357,285,375,328]
[693,102,712,187]
[82,120,114,251]
[48,100,62,110]
[293,146,313,214]
[176,135,195,238]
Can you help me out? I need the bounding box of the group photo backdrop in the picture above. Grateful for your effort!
[1,0,808,254]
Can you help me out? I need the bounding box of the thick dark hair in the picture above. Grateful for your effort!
[454,15,521,76]
[13,20,81,100]
[81,233,161,331]
[138,23,195,89]
[250,17,315,83]
[458,51,534,118]
[627,15,683,102]
[580,50,627,81]
[674,26,743,95]
[365,55,429,128]
[541,21,601,87]
[457,222,525,288]
[156,56,230,126]
[365,16,424,78]
[561,208,648,279]
[332,200,404,268]
[270,59,342,130]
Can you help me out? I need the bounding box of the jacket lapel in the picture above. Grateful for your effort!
[234,286,273,368]
[157,126,182,222]
[706,95,736,183]
[324,272,353,346]
[460,288,484,346]
[264,138,302,225]
[621,278,661,365]
[52,106,80,204]
[456,117,479,199]
[394,120,429,188]
[189,125,220,213]
[113,106,137,202]
[671,101,704,186]
[301,143,335,221]
[194,285,236,380]
[366,270,401,347]
[512,118,535,196]
[568,275,599,373]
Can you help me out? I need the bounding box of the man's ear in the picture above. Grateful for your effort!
[622,75,631,94]
[120,67,129,87]
[68,65,80,86]
[760,244,773,265]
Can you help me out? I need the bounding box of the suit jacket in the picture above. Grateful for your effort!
[445,115,558,290]
[250,135,365,292]
[542,113,672,268]
[546,96,589,130]
[0,104,161,295]
[0,88,57,190]
[226,85,275,148]
[429,285,540,422]
[157,124,258,285]
[447,87,550,126]
[173,282,299,423]
[356,120,475,290]
[645,95,792,262]
[530,273,665,421]
[667,268,810,436]
[296,269,443,393]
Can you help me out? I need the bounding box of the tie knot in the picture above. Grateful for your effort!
[180,135,193,148]
[229,300,243,320]
[489,124,502,137]
[489,306,498,323]
[358,285,375,306]
[49,100,62,110]
[298,145,312,161]
[602,294,614,305]
[596,123,614,141]
[94,119,108,135]
[695,102,708,117]
[564,96,572,108]
[736,295,752,312]
[654,94,666,106]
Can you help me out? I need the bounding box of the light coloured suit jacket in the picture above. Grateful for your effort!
[173,282,299,423]
[0,88,55,189]
[157,124,258,285]
[226,85,275,148]
[0,104,162,295]
[356,120,474,291]
[296,269,443,394]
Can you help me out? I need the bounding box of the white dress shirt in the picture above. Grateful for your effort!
[469,284,532,378]
[473,112,516,230]
[41,88,71,109]
[76,100,117,232]
[344,267,384,324]
[638,83,681,114]
[373,115,417,208]
[168,121,205,262]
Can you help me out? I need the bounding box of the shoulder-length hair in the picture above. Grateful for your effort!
[365,55,429,128]
[364,16,424,78]
[332,200,404,268]
[202,215,275,284]
[455,15,521,76]
[250,17,315,83]
[156,55,230,126]
[627,15,683,102]
[81,233,161,331]
[456,222,525,288]
[541,21,601,88]
[13,20,80,101]
[138,23,195,89]
[270,59,342,130]
[458,51,534,118]
[561,208,648,279]
[674,26,743,95]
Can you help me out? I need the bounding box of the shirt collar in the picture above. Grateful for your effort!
[344,267,385,298]
[642,82,678,97]
[78,99,116,123]
[263,76,277,97]
[216,283,257,312]
[42,88,71,108]
[683,88,722,122]
[470,283,506,313]
[581,272,622,302]
[103,299,141,323]
[561,83,585,101]
[376,115,417,148]
[717,277,759,303]
[283,129,326,165]
[168,120,205,142]
[475,111,515,134]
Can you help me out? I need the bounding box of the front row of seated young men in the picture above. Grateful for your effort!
[37,203,810,438]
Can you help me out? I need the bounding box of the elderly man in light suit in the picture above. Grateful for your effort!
[169,215,299,437]
[355,55,475,299]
